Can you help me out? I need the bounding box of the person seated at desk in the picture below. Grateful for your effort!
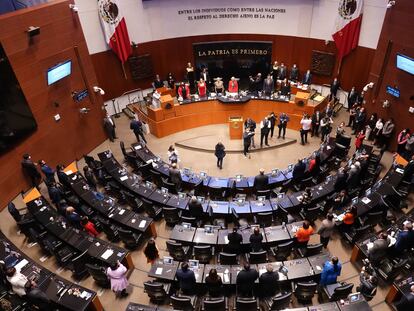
[302,69,312,85]
[249,227,264,252]
[332,190,350,210]
[289,64,299,82]
[356,271,378,300]
[292,159,306,183]
[197,78,207,97]
[279,79,291,96]
[395,285,414,311]
[394,222,414,255]
[169,163,182,192]
[262,74,274,96]
[341,206,357,232]
[259,264,279,297]
[320,256,342,286]
[188,196,204,222]
[253,168,269,191]
[236,263,259,297]
[205,268,223,298]
[81,216,99,237]
[300,187,313,210]
[153,74,164,89]
[6,267,29,297]
[227,227,243,254]
[308,153,321,176]
[228,77,238,93]
[65,206,81,229]
[295,221,314,248]
[214,77,224,94]
[176,261,196,295]
[177,82,191,100]
[368,233,391,265]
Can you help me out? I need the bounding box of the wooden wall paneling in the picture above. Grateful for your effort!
[0,0,106,208]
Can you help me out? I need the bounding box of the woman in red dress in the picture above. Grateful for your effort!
[198,78,207,97]
[355,130,366,150]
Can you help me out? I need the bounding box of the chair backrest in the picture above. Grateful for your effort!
[296,282,317,295]
[236,298,257,311]
[180,216,197,226]
[71,250,89,278]
[170,295,193,311]
[85,263,110,286]
[275,241,294,260]
[166,240,184,259]
[118,228,133,241]
[270,292,292,310]
[364,211,383,226]
[256,189,271,198]
[219,252,237,265]
[163,207,179,220]
[256,212,273,227]
[143,281,165,294]
[353,225,371,241]
[194,245,211,256]
[305,243,323,257]
[203,297,226,311]
[248,251,267,264]
[332,283,354,300]
[7,202,22,222]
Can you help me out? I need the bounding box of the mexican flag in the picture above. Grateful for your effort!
[332,0,364,62]
[98,0,132,63]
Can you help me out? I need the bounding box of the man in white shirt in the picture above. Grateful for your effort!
[300,114,312,145]
[6,267,29,297]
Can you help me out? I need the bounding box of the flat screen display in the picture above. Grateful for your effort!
[386,86,400,98]
[47,60,72,85]
[396,54,414,75]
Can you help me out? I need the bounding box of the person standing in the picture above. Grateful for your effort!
[278,113,289,139]
[130,118,147,144]
[236,263,259,297]
[205,268,223,298]
[372,118,384,146]
[144,238,159,264]
[188,196,204,222]
[21,154,41,188]
[404,135,414,161]
[249,227,264,252]
[228,77,239,93]
[271,61,279,81]
[302,69,312,85]
[103,113,116,142]
[176,262,196,295]
[365,113,377,141]
[347,87,358,110]
[243,128,255,158]
[199,67,210,86]
[355,130,366,150]
[347,104,357,129]
[186,62,195,93]
[262,74,274,96]
[38,160,55,184]
[368,233,390,265]
[320,257,342,286]
[318,214,335,248]
[259,264,279,297]
[167,145,179,164]
[197,78,207,97]
[292,159,306,183]
[395,285,414,311]
[397,129,410,155]
[244,118,257,148]
[268,112,277,138]
[320,115,333,142]
[289,64,299,82]
[329,78,340,102]
[295,221,314,248]
[311,111,322,137]
[153,74,164,89]
[260,117,271,147]
[354,107,367,134]
[106,261,129,297]
[278,63,287,80]
[177,82,191,100]
[166,72,175,89]
[214,77,224,94]
[81,216,99,237]
[168,163,182,191]
[227,228,243,254]
[214,142,226,169]
[381,118,395,150]
[300,114,312,145]
[253,168,269,191]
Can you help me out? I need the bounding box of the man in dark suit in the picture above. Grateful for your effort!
[168,163,182,192]
[260,117,271,147]
[368,233,390,265]
[403,155,414,182]
[188,196,204,221]
[302,70,312,85]
[289,64,299,82]
[334,168,348,192]
[236,263,259,297]
[56,164,71,189]
[311,111,322,137]
[199,67,210,86]
[292,159,306,182]
[354,107,367,134]
[347,87,358,110]
[103,113,116,142]
[176,262,196,295]
[394,222,414,255]
[396,285,414,311]
[268,112,277,138]
[130,119,147,143]
[249,227,264,252]
[259,264,279,297]
[21,154,41,188]
[329,78,340,102]
[278,113,289,139]
[153,74,164,89]
[253,169,269,191]
[227,227,243,254]
[278,63,287,80]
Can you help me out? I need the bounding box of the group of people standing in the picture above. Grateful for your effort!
[299,105,334,145]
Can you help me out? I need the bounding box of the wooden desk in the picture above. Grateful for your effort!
[134,98,327,138]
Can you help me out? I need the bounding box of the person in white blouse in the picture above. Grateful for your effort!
[372,118,384,146]
[167,145,179,164]
[6,267,29,296]
[300,114,312,145]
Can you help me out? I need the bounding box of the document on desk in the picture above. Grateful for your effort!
[14,259,29,271]
[361,197,371,204]
[119,209,125,215]
[120,176,128,181]
[134,145,142,150]
[101,249,114,260]
[155,267,163,275]
[396,168,404,174]
[223,273,230,283]
[367,242,374,250]
[139,220,146,228]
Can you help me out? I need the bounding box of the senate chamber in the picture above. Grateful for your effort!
[0,0,413,311]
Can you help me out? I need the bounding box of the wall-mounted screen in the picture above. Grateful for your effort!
[396,54,414,75]
[47,60,72,85]
[386,86,400,98]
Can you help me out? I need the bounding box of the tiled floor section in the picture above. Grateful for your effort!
[1,109,405,311]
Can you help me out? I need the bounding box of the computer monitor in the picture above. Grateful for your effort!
[178,192,186,199]
[204,225,213,233]
[348,293,360,303]
[347,159,353,167]
[197,196,205,203]
[271,169,278,176]
[288,164,293,171]
[326,175,333,182]
[161,187,168,195]
[365,188,372,196]
[145,181,153,188]
[352,197,358,205]
[182,222,192,229]
[236,197,245,205]
[200,171,207,178]
[163,256,173,265]
[183,168,191,175]
[277,193,285,199]
[188,259,199,269]
[236,174,243,180]
[257,196,266,202]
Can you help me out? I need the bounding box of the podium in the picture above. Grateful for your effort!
[156,86,175,97]
[229,116,243,140]
[295,91,310,106]
[160,94,176,119]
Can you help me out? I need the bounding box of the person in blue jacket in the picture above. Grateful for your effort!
[320,256,342,286]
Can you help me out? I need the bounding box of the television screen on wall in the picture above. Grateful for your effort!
[396,54,414,75]
[47,60,72,85]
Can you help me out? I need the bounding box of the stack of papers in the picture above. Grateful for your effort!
[155,267,163,275]
[361,197,371,204]
[139,220,146,228]
[101,249,114,260]
[120,176,128,181]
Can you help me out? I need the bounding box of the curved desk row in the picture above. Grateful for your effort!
[134,96,328,138]
[67,173,156,237]
[148,253,331,284]
[0,230,101,311]
[25,194,133,269]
